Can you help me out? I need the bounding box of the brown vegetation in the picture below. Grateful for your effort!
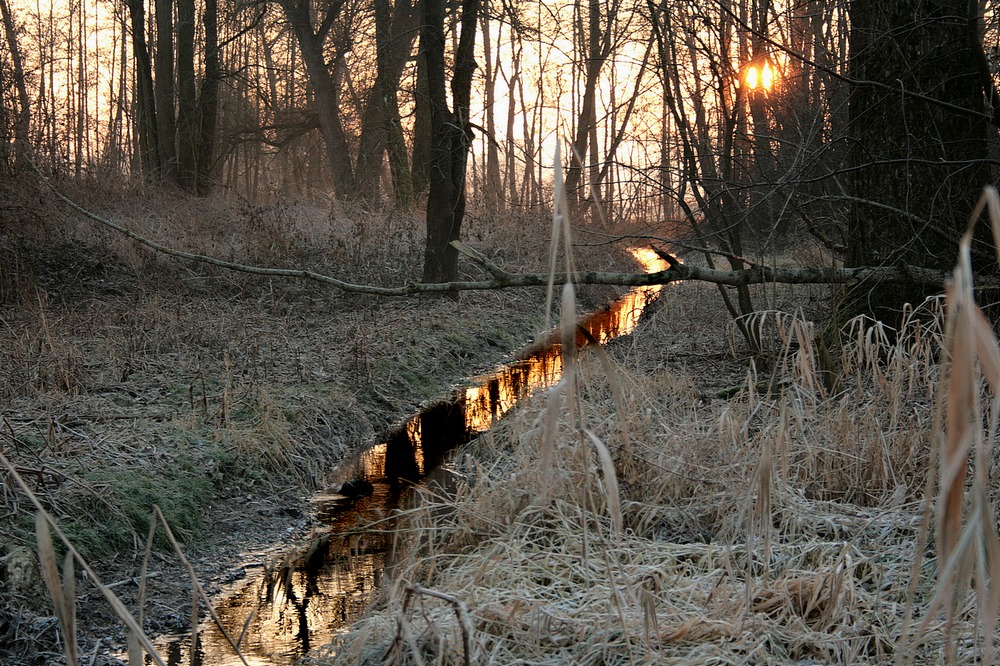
[0,182,624,664]
[303,195,1000,665]
[3,177,1000,666]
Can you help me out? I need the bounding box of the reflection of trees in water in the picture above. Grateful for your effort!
[179,279,667,665]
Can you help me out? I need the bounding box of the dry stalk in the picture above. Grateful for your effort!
[898,186,1000,665]
[35,511,78,665]
[150,503,253,666]
[0,449,168,666]
[388,584,474,666]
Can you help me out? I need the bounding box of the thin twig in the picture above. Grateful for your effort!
[401,584,474,666]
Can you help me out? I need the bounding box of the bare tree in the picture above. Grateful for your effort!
[420,0,481,285]
[563,0,618,207]
[195,0,220,193]
[175,0,199,188]
[0,0,30,169]
[153,0,176,181]
[479,1,502,208]
[279,0,355,197]
[125,0,160,180]
[354,0,418,204]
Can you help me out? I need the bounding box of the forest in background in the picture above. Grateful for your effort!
[3,0,1000,324]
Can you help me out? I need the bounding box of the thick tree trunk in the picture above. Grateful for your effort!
[845,0,996,327]
[195,0,219,194]
[420,0,481,285]
[175,0,198,189]
[411,50,432,196]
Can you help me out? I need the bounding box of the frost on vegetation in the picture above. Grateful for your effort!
[311,297,989,666]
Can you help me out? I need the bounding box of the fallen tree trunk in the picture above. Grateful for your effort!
[35,164,1000,297]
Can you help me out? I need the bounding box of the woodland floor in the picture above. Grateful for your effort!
[0,177,828,665]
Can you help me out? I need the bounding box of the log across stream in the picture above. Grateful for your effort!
[156,249,669,665]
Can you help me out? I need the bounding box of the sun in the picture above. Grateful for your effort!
[744,61,776,91]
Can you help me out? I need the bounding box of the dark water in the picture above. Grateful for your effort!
[155,250,668,665]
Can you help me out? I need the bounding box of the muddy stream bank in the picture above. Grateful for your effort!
[157,250,669,665]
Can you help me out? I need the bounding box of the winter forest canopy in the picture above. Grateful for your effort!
[1,0,1000,318]
[1,0,847,206]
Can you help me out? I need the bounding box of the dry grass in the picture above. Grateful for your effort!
[1,180,627,663]
[307,187,1000,665]
[6,174,1000,664]
[312,303,940,665]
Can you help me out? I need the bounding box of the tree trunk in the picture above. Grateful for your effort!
[354,0,417,204]
[195,0,219,194]
[153,0,175,182]
[0,0,30,170]
[125,0,160,181]
[480,7,501,208]
[746,0,774,237]
[845,0,996,328]
[175,0,198,189]
[411,49,432,196]
[564,0,608,202]
[420,0,481,286]
[280,0,354,198]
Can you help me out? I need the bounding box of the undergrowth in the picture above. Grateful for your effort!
[7,175,1000,665]
[0,181,599,664]
[306,186,1000,665]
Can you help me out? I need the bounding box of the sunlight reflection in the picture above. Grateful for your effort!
[462,246,671,433]
[155,245,676,665]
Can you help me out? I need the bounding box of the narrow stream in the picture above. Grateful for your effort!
[157,249,669,665]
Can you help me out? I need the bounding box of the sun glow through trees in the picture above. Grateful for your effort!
[744,61,776,92]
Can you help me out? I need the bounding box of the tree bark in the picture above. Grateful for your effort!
[420,0,481,286]
[125,0,160,181]
[195,0,220,194]
[175,0,198,189]
[845,0,996,327]
[153,0,175,182]
[411,49,432,196]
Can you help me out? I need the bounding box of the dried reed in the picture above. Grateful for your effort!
[309,198,1000,665]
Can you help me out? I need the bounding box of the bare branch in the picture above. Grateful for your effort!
[794,203,846,254]
[451,240,511,279]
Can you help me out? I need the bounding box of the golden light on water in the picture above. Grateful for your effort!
[745,61,775,91]
[461,246,672,434]
[160,246,678,665]
[629,246,671,275]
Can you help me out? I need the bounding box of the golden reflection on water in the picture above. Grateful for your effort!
[463,246,668,433]
[155,246,671,665]
[156,486,395,666]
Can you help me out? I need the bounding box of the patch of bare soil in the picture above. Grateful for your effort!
[0,184,649,665]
